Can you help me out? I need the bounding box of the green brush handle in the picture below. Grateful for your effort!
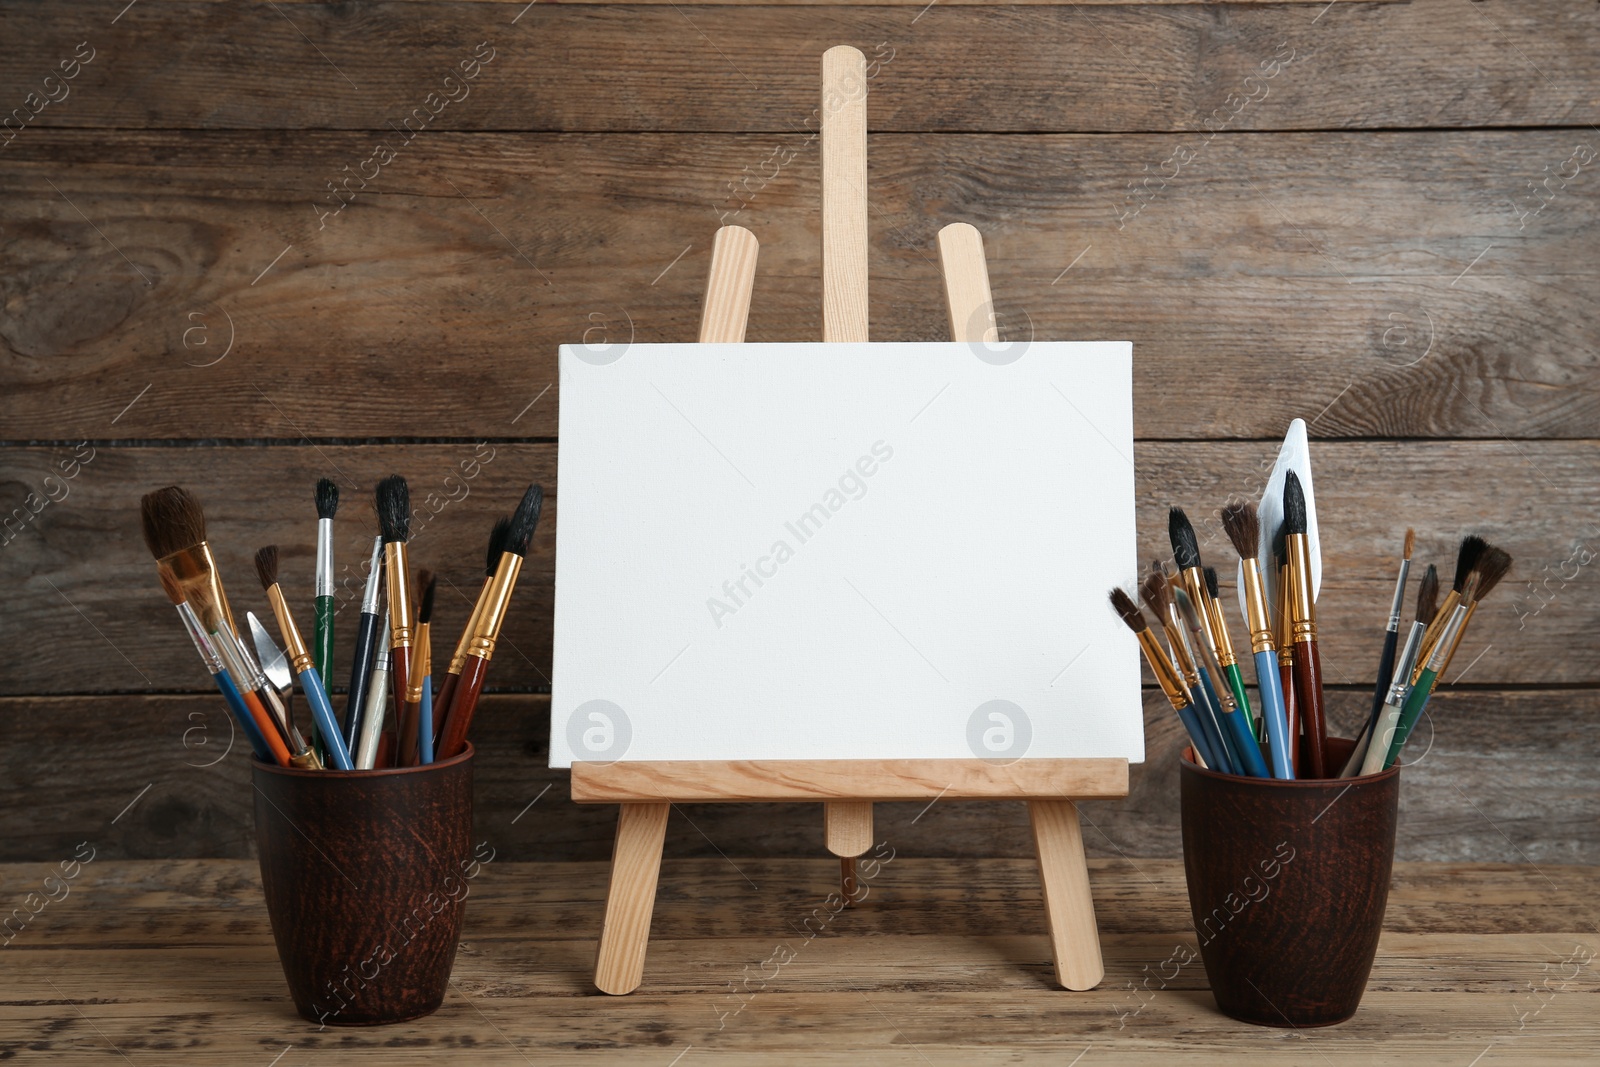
[1223,663,1257,740]
[312,595,335,758]
[1384,667,1438,768]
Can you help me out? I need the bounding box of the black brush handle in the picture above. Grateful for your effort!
[343,609,381,751]
[1363,629,1400,741]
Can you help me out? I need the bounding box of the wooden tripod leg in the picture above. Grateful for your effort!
[593,802,670,995]
[1028,799,1104,991]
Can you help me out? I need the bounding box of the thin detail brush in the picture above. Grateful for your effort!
[376,476,415,737]
[1358,564,1438,776]
[398,568,434,767]
[1386,572,1477,768]
[416,573,437,766]
[1350,528,1414,770]
[1222,501,1294,779]
[343,536,384,754]
[312,478,339,753]
[1143,564,1234,774]
[1272,520,1299,776]
[255,546,353,770]
[1179,587,1268,777]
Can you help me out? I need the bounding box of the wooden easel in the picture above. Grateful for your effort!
[575,46,1130,996]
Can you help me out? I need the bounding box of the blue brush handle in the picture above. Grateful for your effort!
[343,609,381,752]
[1174,701,1218,770]
[1221,694,1270,778]
[298,667,353,770]
[1254,649,1295,779]
[1196,667,1243,775]
[214,668,271,761]
[1188,680,1235,775]
[418,675,434,765]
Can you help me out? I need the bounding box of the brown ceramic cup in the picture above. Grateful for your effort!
[1180,736,1399,1027]
[252,745,475,1026]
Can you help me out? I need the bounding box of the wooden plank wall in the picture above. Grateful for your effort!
[2,0,1596,864]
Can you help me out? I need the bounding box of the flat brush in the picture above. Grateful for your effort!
[1436,546,1512,679]
[1355,564,1436,777]
[433,515,511,741]
[1415,535,1487,677]
[312,478,339,722]
[1221,501,1294,779]
[343,536,384,754]
[376,475,415,738]
[1142,564,1234,774]
[416,573,437,765]
[438,484,543,760]
[256,546,353,770]
[140,486,238,639]
[1178,587,1269,777]
[1385,572,1477,769]
[1109,588,1214,769]
[398,568,434,767]
[158,569,278,764]
[1283,472,1328,777]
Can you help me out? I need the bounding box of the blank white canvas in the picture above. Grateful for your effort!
[550,341,1142,768]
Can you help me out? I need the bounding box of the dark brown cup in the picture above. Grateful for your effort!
[252,745,475,1026]
[1180,736,1399,1028]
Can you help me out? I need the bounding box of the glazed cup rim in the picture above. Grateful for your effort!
[1179,740,1399,786]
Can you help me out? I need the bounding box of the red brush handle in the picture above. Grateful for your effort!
[437,655,487,760]
[1279,659,1299,776]
[389,645,411,722]
[432,672,459,741]
[1293,639,1328,778]
[396,700,421,768]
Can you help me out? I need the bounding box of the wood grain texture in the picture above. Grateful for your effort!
[592,801,669,995]
[572,758,1130,802]
[698,225,759,344]
[3,130,1595,439]
[4,688,1595,865]
[0,2,1592,132]
[0,857,1594,1063]
[3,441,1592,694]
[1029,798,1105,990]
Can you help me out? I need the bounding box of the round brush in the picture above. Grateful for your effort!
[1221,501,1294,780]
[255,545,354,770]
[1109,588,1214,769]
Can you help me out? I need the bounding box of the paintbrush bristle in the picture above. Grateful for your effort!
[1282,472,1307,537]
[1452,535,1488,593]
[140,486,207,559]
[1403,527,1416,561]
[315,477,339,521]
[253,544,279,590]
[1203,565,1220,599]
[1109,588,1147,632]
[375,475,411,543]
[486,516,512,576]
[1168,507,1201,571]
[1472,546,1513,601]
[1140,561,1172,620]
[157,568,185,606]
[1416,564,1439,625]
[506,484,544,557]
[417,569,436,624]
[1220,501,1259,562]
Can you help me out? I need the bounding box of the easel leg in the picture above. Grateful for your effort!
[825,800,873,857]
[1028,799,1105,991]
[593,802,670,995]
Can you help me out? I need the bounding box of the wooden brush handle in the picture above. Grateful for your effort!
[1293,639,1328,778]
[437,656,487,760]
[389,644,411,723]
[1279,659,1299,777]
[431,672,458,744]
[396,699,421,768]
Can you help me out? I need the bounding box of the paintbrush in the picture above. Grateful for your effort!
[221,620,320,769]
[1221,501,1294,779]
[1415,535,1487,677]
[1353,529,1415,762]
[157,569,279,764]
[1178,586,1269,777]
[1353,564,1437,776]
[1204,564,1258,741]
[1109,588,1215,769]
[433,515,511,736]
[437,484,543,760]
[1170,507,1259,746]
[1387,546,1513,767]
[312,478,339,709]
[343,536,384,754]
[256,545,354,770]
[248,610,294,729]
[398,568,434,767]
[355,607,391,771]
[417,572,437,765]
[1283,472,1328,777]
[376,476,415,740]
[1142,564,1235,775]
[1271,520,1299,775]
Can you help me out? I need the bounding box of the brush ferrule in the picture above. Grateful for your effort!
[175,602,224,673]
[1387,621,1426,705]
[407,624,431,704]
[158,542,236,636]
[1415,590,1460,675]
[448,577,493,675]
[1385,558,1411,633]
[385,542,414,649]
[1239,560,1275,655]
[1424,604,1468,674]
[1179,569,1219,657]
[266,584,313,672]
[1135,629,1189,711]
[1202,585,1238,667]
[1160,612,1198,684]
[290,749,324,770]
[316,519,334,598]
[1287,533,1317,644]
[359,537,383,615]
[466,553,524,662]
[373,612,392,671]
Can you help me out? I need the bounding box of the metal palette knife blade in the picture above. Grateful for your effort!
[247,610,294,695]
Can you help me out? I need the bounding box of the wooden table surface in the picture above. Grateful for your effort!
[3,857,1595,1064]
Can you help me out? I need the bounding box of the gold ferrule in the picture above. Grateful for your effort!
[448,576,493,675]
[385,542,414,650]
[1415,589,1460,674]
[1135,629,1189,711]
[290,749,324,770]
[265,584,313,673]
[406,623,430,704]
[157,542,237,636]
[1201,583,1238,667]
[1239,560,1275,655]
[1286,533,1317,644]
[1179,568,1223,665]
[466,553,524,662]
[1159,612,1197,684]
[1274,563,1295,665]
